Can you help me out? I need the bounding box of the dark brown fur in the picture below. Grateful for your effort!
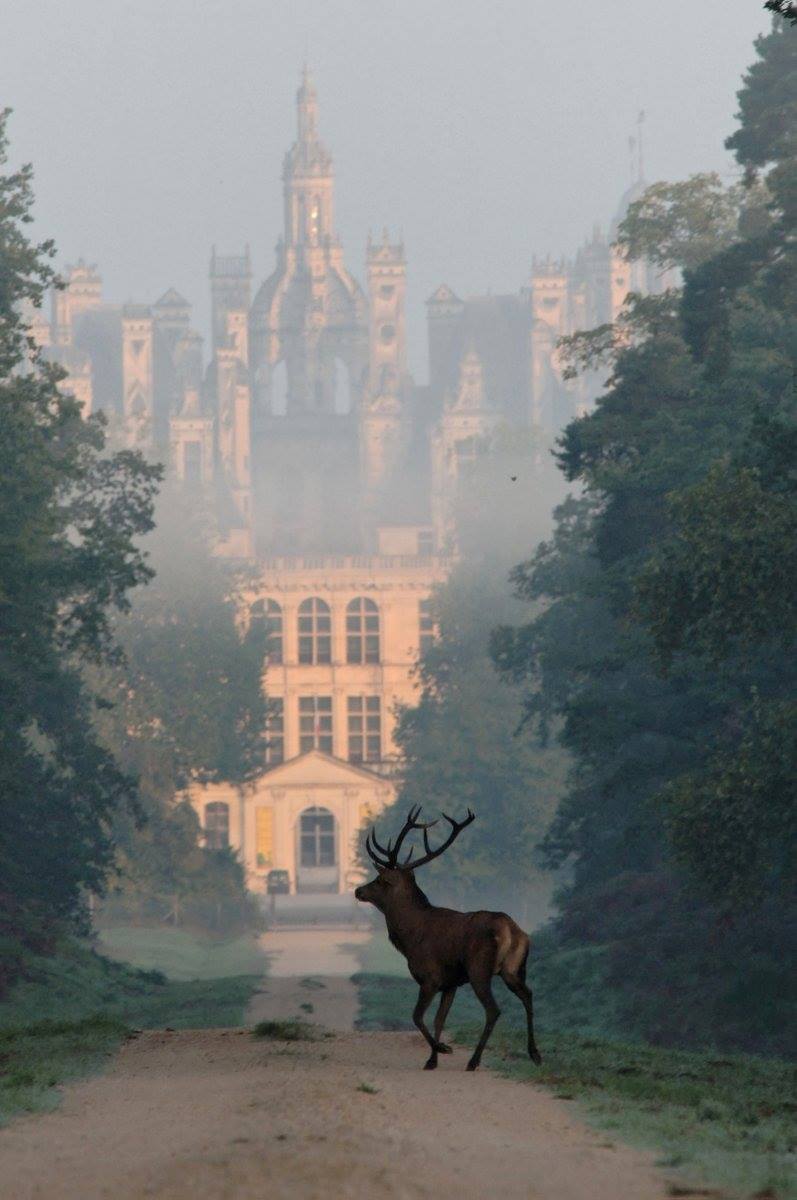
[355,809,542,1072]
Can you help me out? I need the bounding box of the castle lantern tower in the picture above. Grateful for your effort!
[249,68,367,420]
[284,66,334,252]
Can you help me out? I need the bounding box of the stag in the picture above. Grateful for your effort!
[354,806,542,1071]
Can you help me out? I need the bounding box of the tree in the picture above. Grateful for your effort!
[0,109,161,942]
[368,430,568,921]
[492,19,797,1053]
[94,482,268,931]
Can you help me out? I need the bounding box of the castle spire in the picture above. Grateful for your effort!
[297,64,318,143]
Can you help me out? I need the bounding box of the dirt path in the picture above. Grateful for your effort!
[0,1026,670,1200]
[246,929,369,1032]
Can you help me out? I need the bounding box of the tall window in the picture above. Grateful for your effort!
[455,436,479,474]
[348,696,381,763]
[265,697,284,765]
[300,806,336,867]
[298,598,331,664]
[183,440,202,484]
[299,696,333,754]
[250,599,283,664]
[346,597,380,664]
[417,529,434,556]
[205,802,229,850]
[419,599,434,654]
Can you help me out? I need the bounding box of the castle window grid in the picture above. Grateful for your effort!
[347,695,381,763]
[299,696,333,755]
[298,597,332,664]
[346,597,380,664]
[204,801,230,850]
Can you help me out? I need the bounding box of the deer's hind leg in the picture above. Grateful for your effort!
[433,987,456,1054]
[501,951,542,1065]
[413,981,446,1070]
[466,950,501,1072]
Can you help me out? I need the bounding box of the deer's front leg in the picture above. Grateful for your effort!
[412,982,441,1069]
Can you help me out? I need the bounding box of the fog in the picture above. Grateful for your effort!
[3,0,767,376]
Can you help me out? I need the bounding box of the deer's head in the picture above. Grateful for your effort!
[354,805,475,911]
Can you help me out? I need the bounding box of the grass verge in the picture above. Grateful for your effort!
[0,933,265,1126]
[352,935,797,1200]
[96,924,266,982]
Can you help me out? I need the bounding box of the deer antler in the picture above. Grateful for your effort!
[408,808,476,869]
[364,829,391,870]
[365,806,474,871]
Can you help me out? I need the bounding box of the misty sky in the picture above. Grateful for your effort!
[3,1,769,375]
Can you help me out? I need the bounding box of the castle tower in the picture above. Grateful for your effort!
[366,230,406,394]
[169,387,214,485]
[431,350,499,551]
[426,284,465,405]
[249,69,367,420]
[360,231,407,511]
[122,304,154,447]
[51,261,102,347]
[210,248,252,354]
[283,66,335,253]
[529,257,568,428]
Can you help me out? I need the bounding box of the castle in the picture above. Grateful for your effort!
[37,71,665,894]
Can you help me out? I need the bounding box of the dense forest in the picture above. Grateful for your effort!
[379,18,796,1056]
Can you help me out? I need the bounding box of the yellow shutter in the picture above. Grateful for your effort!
[256,807,274,867]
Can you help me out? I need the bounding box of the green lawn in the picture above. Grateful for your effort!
[0,931,266,1126]
[96,924,267,981]
[352,935,797,1200]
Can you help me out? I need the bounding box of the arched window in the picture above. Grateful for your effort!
[270,360,288,416]
[346,597,380,663]
[299,806,336,867]
[205,802,229,850]
[298,598,331,664]
[309,195,321,243]
[249,599,283,664]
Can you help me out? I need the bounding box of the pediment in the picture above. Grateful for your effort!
[250,750,394,790]
[427,283,461,304]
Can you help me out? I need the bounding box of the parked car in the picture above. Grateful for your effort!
[266,869,290,895]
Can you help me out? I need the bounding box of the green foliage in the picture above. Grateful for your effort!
[380,565,566,913]
[664,700,797,907]
[635,460,797,665]
[0,109,161,939]
[617,173,751,272]
[90,482,267,934]
[493,21,797,1055]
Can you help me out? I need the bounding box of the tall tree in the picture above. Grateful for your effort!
[0,109,161,942]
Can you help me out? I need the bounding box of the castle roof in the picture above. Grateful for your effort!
[154,287,190,309]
